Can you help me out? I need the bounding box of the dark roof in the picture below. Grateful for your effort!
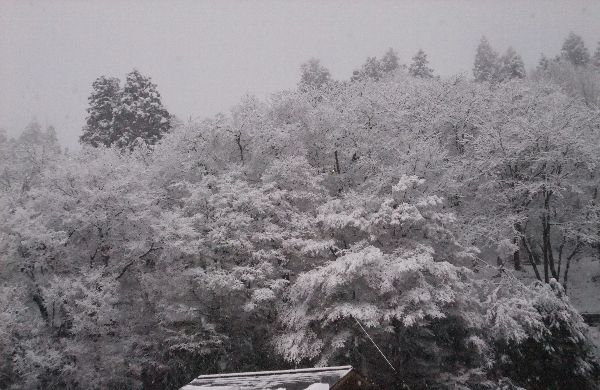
[181,366,356,390]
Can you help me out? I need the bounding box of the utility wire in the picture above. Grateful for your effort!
[351,315,397,373]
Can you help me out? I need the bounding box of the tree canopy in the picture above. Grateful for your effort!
[80,70,171,149]
[3,67,600,389]
[408,49,434,78]
[562,32,591,67]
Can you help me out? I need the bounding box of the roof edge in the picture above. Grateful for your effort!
[191,365,353,380]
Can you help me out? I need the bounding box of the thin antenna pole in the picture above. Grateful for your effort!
[351,316,397,373]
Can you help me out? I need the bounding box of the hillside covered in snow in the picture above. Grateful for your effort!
[2,47,600,389]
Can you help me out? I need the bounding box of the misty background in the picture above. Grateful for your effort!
[2,0,600,149]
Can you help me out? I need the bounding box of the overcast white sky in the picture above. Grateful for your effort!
[1,0,600,149]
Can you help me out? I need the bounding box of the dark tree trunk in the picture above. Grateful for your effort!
[513,238,522,271]
[235,133,244,163]
[563,242,582,294]
[513,224,522,271]
[522,237,542,282]
[32,293,48,324]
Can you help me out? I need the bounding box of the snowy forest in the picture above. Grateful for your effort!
[2,31,600,390]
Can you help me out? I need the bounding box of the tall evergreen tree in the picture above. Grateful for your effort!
[561,32,590,66]
[473,36,499,82]
[351,57,383,82]
[80,71,171,149]
[113,70,171,148]
[499,47,526,80]
[43,126,61,154]
[362,56,383,81]
[20,120,44,145]
[537,53,550,72]
[18,121,60,154]
[381,48,400,73]
[80,76,121,147]
[298,58,332,91]
[408,49,434,78]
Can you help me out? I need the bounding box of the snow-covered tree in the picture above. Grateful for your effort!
[473,36,499,82]
[533,56,600,107]
[3,57,600,390]
[362,56,383,81]
[0,121,61,202]
[537,53,550,71]
[408,49,434,78]
[498,47,526,80]
[275,173,599,388]
[80,76,121,147]
[299,58,332,91]
[276,176,482,387]
[81,70,171,149]
[351,57,383,82]
[561,32,591,67]
[448,80,600,283]
[381,48,400,73]
[113,69,172,148]
[486,278,599,389]
[1,145,223,388]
